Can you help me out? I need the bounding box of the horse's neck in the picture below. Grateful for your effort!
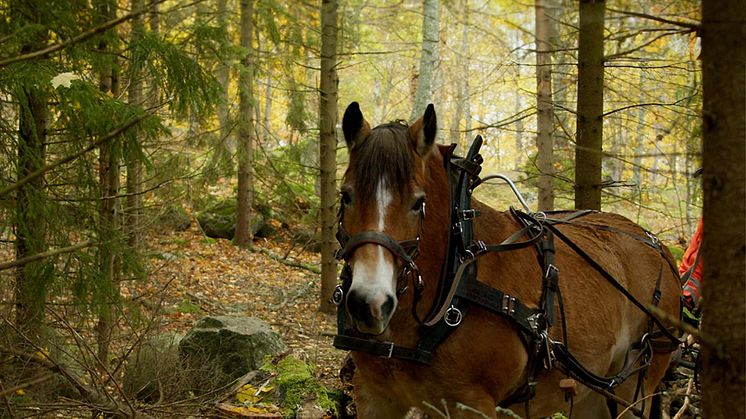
[387,156,526,342]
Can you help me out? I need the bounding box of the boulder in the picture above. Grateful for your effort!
[123,332,184,402]
[157,205,192,231]
[197,200,267,240]
[179,316,287,385]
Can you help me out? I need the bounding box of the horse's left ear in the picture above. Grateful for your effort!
[409,104,437,156]
[342,102,371,150]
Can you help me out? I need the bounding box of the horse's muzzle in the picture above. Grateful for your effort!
[346,289,395,335]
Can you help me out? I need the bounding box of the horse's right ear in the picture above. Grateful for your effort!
[342,102,371,150]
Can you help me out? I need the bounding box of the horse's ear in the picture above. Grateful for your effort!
[342,102,371,150]
[409,104,437,156]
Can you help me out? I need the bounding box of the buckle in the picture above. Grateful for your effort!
[460,209,480,220]
[465,240,486,259]
[383,341,395,358]
[545,263,559,279]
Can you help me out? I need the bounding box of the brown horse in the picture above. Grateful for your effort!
[335,102,681,419]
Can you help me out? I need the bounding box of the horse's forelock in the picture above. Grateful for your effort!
[350,123,414,206]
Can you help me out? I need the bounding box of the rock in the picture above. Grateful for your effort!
[197,212,235,239]
[197,200,267,240]
[296,400,327,419]
[123,332,184,402]
[157,205,192,231]
[179,316,287,386]
[292,229,321,253]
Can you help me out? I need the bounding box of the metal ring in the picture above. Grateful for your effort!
[444,306,463,327]
[332,285,344,306]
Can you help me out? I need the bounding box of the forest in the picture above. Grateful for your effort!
[0,0,743,418]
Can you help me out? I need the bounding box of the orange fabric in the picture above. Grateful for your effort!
[679,218,703,282]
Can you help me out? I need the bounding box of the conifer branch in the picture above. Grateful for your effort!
[0,241,94,271]
[0,0,167,68]
[0,114,148,199]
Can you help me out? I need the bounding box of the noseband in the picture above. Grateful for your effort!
[333,196,425,305]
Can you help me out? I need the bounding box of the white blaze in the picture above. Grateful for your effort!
[350,179,396,302]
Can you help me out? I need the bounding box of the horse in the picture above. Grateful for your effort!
[333,102,681,419]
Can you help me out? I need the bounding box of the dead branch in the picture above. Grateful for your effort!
[0,241,94,271]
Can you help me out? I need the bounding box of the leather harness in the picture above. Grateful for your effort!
[332,136,683,411]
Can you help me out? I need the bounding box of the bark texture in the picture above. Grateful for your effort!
[235,0,255,248]
[535,0,556,211]
[700,1,746,417]
[318,0,339,314]
[574,0,605,210]
[410,0,439,122]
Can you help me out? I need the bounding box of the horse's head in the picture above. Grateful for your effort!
[338,102,438,335]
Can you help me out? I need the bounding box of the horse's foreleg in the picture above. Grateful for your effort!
[352,381,411,419]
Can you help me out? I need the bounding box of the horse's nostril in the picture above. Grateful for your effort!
[346,290,371,323]
[382,295,394,319]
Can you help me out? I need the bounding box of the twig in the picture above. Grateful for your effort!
[0,240,94,271]
[0,115,149,199]
[615,391,661,419]
[0,374,55,398]
[607,8,701,31]
[646,305,723,357]
[673,377,695,419]
[254,247,321,274]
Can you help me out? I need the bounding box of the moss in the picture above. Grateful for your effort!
[267,356,338,418]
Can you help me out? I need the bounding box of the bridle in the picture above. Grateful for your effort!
[332,192,426,306]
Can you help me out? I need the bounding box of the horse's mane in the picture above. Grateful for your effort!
[350,122,414,206]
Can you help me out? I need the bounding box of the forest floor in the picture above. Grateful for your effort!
[136,223,347,391]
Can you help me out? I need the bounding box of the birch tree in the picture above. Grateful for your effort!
[410,0,439,122]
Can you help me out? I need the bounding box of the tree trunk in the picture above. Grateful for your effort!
[211,0,232,177]
[318,0,339,314]
[535,0,555,211]
[126,0,144,252]
[410,0,439,121]
[147,0,159,107]
[574,0,604,210]
[235,0,255,248]
[700,0,746,417]
[95,0,121,363]
[13,0,49,336]
[449,0,468,149]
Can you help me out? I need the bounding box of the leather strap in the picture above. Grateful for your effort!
[333,335,433,364]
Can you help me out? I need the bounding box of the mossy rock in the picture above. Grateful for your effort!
[179,316,287,392]
[156,205,192,231]
[197,199,267,240]
[265,356,340,418]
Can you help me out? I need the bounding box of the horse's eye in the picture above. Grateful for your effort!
[340,188,353,205]
[412,196,426,213]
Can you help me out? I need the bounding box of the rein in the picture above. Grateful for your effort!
[332,136,682,414]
